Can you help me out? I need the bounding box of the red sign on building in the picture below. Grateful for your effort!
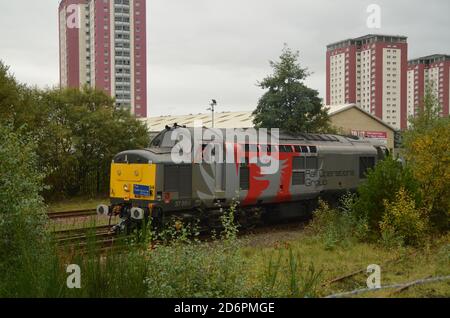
[351,130,387,142]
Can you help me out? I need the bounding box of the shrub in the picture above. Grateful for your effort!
[144,240,248,298]
[380,188,429,246]
[403,120,450,231]
[0,124,50,296]
[353,156,422,237]
[402,87,449,231]
[144,203,247,298]
[308,193,365,249]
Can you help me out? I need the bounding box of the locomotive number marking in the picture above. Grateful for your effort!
[174,200,192,208]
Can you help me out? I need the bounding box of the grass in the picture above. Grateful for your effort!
[46,196,114,232]
[47,196,108,212]
[239,231,450,298]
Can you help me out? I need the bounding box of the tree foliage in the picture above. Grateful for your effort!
[403,87,450,231]
[0,124,49,291]
[353,156,422,237]
[253,45,331,134]
[380,187,429,246]
[351,87,449,242]
[0,60,149,198]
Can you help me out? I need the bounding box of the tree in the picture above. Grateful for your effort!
[38,86,150,197]
[253,45,331,134]
[0,60,150,199]
[402,87,450,231]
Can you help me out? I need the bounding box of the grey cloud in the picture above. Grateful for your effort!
[0,0,449,116]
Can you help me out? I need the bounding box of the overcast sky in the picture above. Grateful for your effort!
[0,0,449,117]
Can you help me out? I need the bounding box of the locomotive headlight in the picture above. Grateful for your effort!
[123,184,130,193]
[131,208,145,220]
[96,204,109,216]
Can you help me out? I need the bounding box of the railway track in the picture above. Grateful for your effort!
[47,209,97,220]
[55,225,120,249]
[55,225,112,238]
[322,254,409,287]
[53,217,307,251]
[322,250,425,298]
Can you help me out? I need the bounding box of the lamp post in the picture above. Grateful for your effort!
[207,99,217,128]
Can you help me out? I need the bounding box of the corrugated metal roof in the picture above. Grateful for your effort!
[140,111,255,131]
[140,104,395,132]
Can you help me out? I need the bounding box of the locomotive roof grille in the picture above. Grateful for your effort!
[149,127,354,151]
[295,133,340,142]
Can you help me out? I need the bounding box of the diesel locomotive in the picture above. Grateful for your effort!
[97,125,389,232]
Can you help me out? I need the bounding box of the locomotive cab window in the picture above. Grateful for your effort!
[359,157,375,179]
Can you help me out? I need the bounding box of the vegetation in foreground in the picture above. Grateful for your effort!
[1,207,449,298]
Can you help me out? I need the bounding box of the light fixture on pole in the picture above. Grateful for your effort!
[207,99,217,128]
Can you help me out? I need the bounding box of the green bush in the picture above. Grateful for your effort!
[380,188,429,247]
[0,124,50,296]
[353,156,422,238]
[308,193,366,249]
[143,202,248,298]
[144,240,248,298]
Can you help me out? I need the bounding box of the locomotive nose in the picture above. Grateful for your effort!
[110,150,157,203]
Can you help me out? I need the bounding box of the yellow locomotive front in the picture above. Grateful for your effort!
[110,162,156,203]
[97,150,161,233]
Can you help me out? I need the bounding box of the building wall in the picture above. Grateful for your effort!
[328,51,347,105]
[60,0,87,88]
[407,56,450,123]
[359,48,372,112]
[407,68,417,120]
[330,107,395,150]
[58,0,147,118]
[381,46,403,129]
[78,3,88,87]
[326,35,408,130]
[133,0,147,118]
[59,7,67,86]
